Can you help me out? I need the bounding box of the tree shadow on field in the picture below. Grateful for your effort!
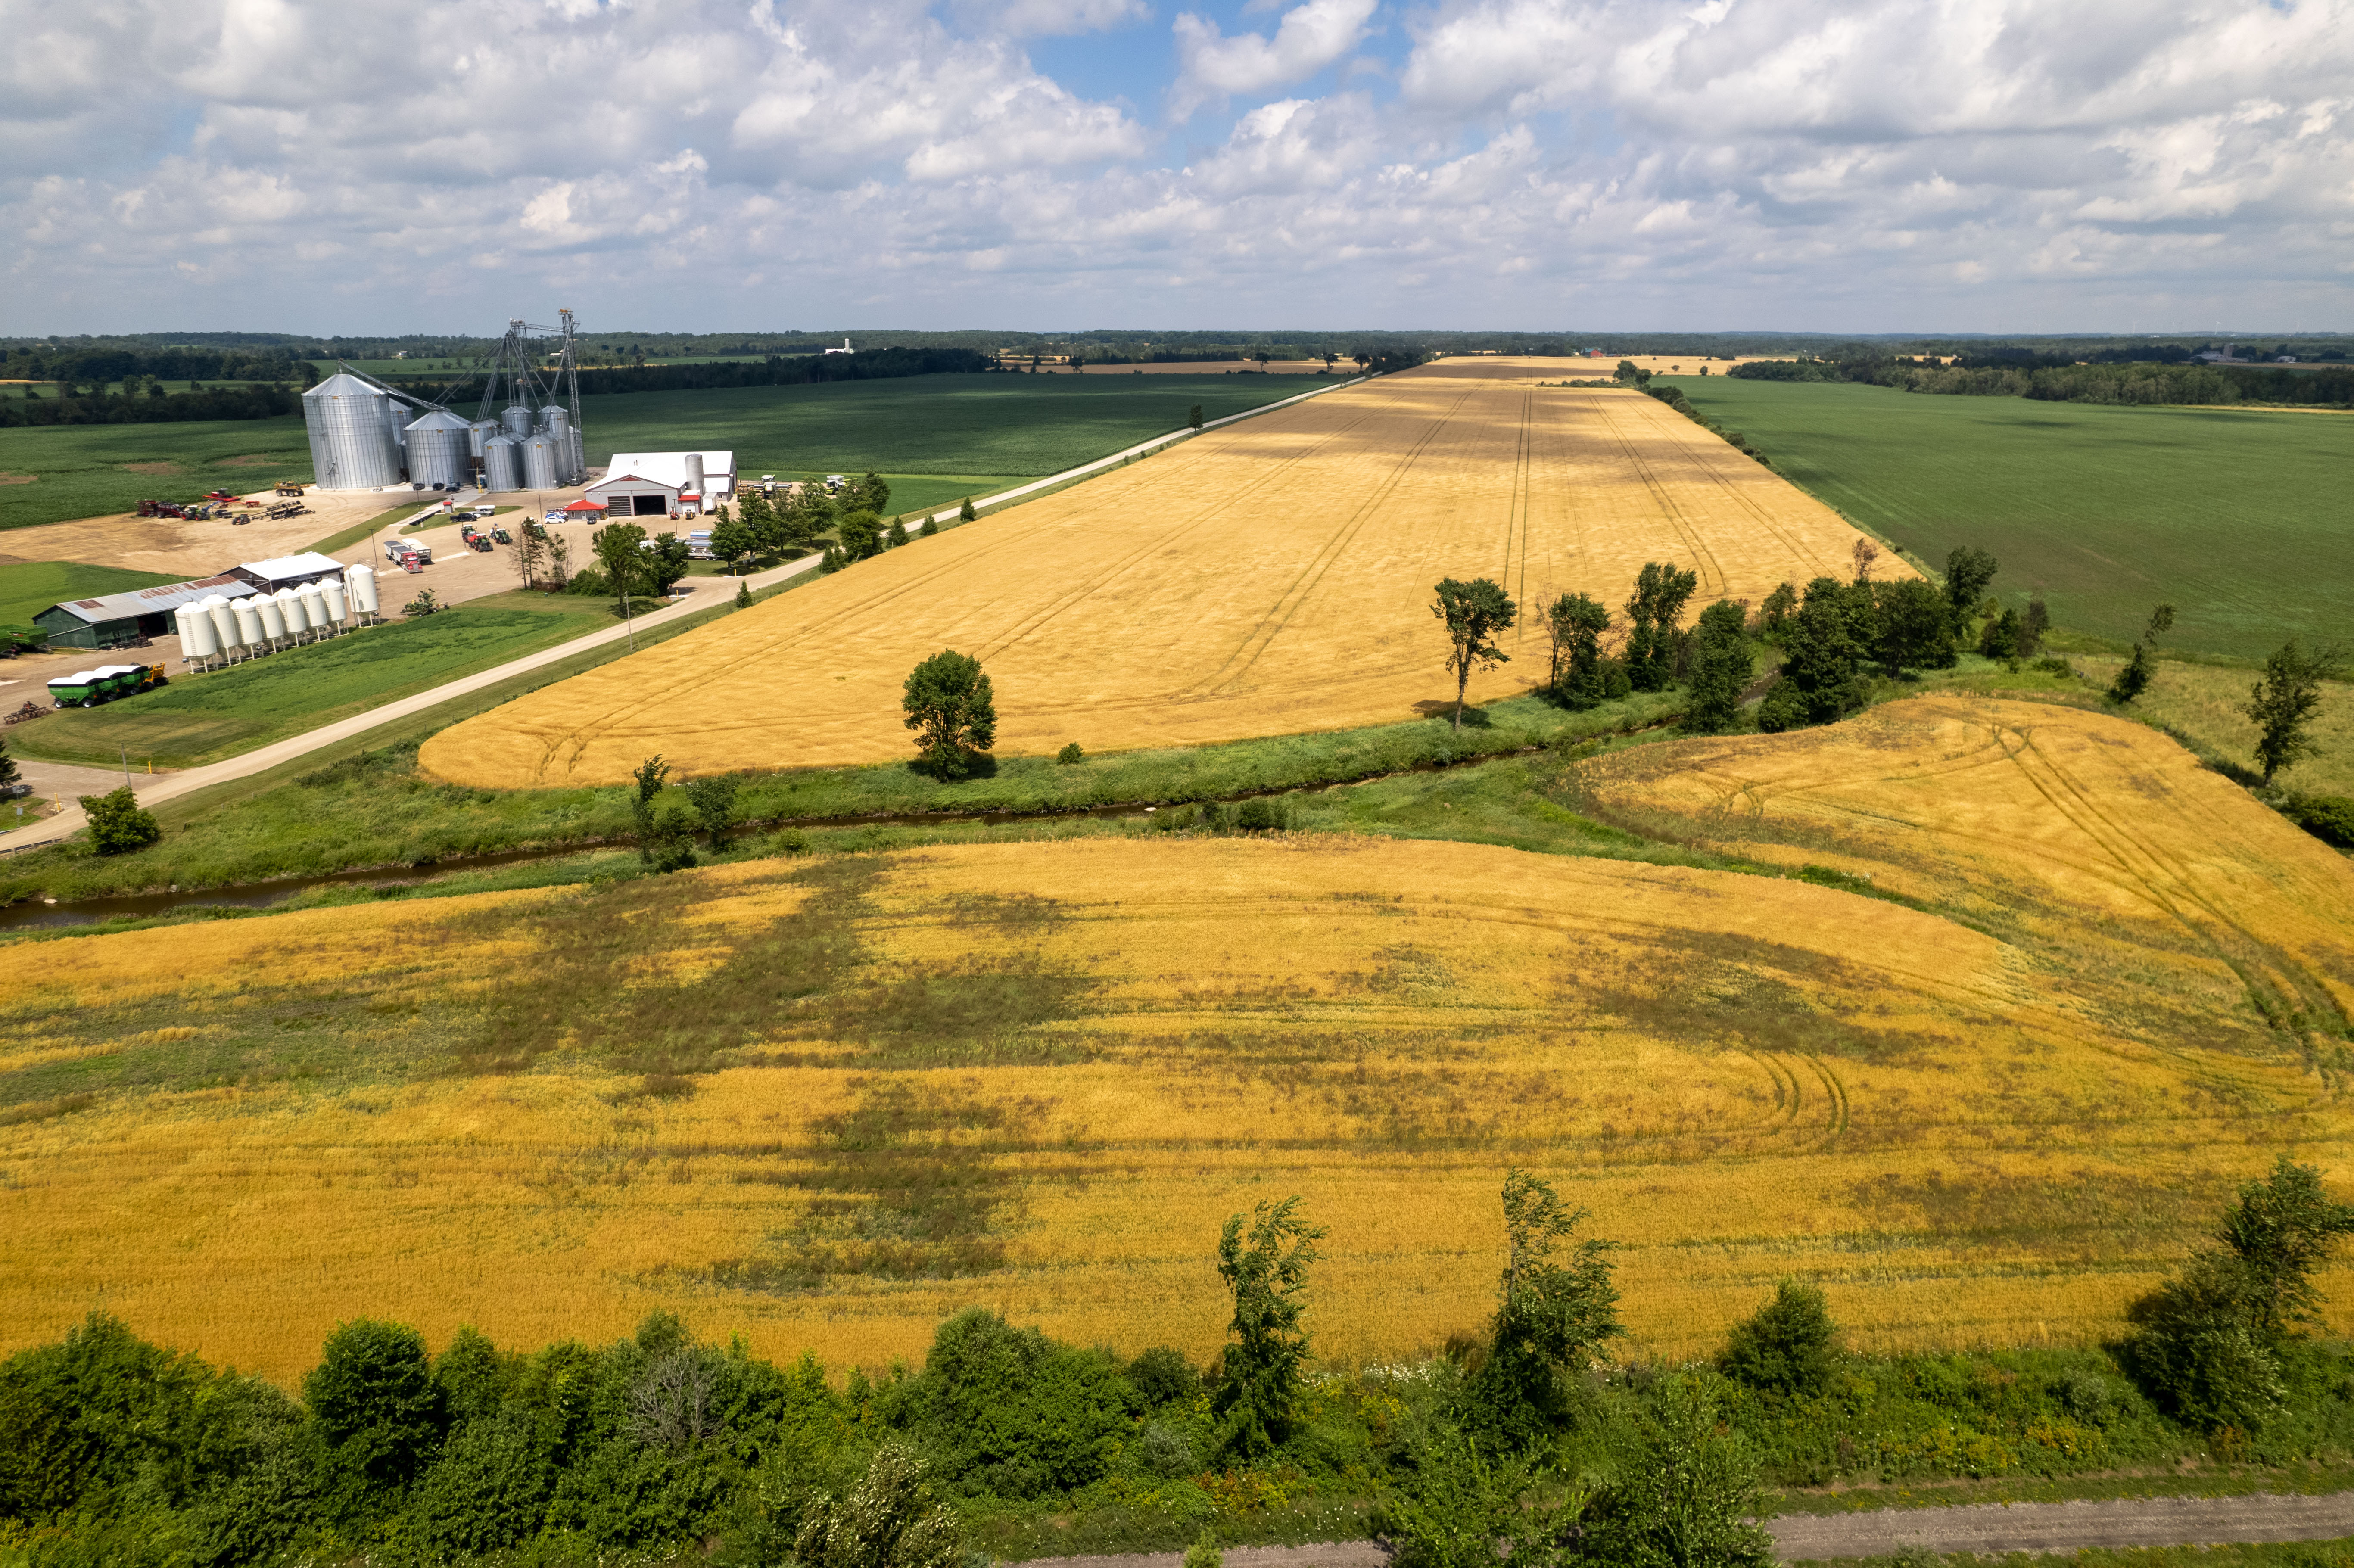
[1411,700,1494,728]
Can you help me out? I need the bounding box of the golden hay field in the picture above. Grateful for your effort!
[420,358,1899,789]
[6,704,2351,1385]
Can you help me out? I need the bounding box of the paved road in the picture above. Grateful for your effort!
[0,378,1362,861]
[1000,1493,2354,1567]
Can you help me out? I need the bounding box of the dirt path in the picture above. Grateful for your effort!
[1003,1493,2354,1567]
[0,380,1363,861]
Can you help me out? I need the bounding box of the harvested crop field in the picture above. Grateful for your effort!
[420,358,1901,788]
[6,723,2351,1382]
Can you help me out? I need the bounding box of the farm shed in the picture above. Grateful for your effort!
[586,451,736,516]
[227,552,350,594]
[32,574,258,650]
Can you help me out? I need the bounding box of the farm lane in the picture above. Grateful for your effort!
[0,379,1365,859]
[1000,1492,2354,1567]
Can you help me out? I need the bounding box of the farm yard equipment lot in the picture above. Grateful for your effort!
[0,417,314,534]
[4,759,2351,1381]
[1674,376,2353,658]
[423,358,1901,786]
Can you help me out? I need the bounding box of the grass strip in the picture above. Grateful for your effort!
[1767,1462,2354,1517]
[1787,1546,2354,1568]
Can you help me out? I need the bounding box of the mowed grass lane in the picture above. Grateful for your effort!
[423,361,1893,787]
[9,592,610,768]
[1675,376,2351,659]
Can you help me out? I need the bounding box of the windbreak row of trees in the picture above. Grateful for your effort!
[0,345,320,386]
[1731,355,2354,408]
[570,347,996,396]
[0,382,314,429]
[5,1160,2351,1568]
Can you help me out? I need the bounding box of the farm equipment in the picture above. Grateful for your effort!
[137,499,188,519]
[491,525,513,544]
[264,499,308,520]
[205,489,240,503]
[460,525,493,553]
[274,480,305,496]
[4,701,46,725]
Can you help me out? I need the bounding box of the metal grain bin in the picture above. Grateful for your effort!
[302,373,405,490]
[468,419,501,457]
[521,433,560,490]
[483,434,523,492]
[404,410,475,489]
[501,404,534,439]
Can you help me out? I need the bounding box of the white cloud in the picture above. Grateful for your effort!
[1170,0,1379,120]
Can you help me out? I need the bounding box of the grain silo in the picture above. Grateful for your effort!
[302,373,404,490]
[501,404,534,439]
[483,433,523,492]
[521,432,561,490]
[404,410,475,489]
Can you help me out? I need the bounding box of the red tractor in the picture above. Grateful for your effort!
[205,489,240,503]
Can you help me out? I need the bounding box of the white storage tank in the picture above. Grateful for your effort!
[348,563,380,616]
[321,576,349,623]
[178,603,218,660]
[276,587,310,635]
[233,597,265,648]
[202,594,235,649]
[256,593,288,641]
[296,581,329,633]
[682,453,705,501]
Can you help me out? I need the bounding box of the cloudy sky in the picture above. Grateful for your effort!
[4,0,2349,335]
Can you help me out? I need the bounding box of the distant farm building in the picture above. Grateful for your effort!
[32,574,259,649]
[586,451,737,516]
[228,552,351,594]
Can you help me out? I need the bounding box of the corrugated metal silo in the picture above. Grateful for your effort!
[302,373,405,490]
[468,419,500,457]
[404,411,474,489]
[501,404,534,439]
[521,433,560,490]
[483,434,523,491]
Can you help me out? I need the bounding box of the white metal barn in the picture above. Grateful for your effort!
[585,451,737,517]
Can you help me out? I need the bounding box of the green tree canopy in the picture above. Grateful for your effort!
[2245,639,2342,784]
[1212,1196,1325,1459]
[902,650,998,779]
[1544,591,1612,709]
[79,786,160,856]
[1432,576,1517,730]
[1624,562,1699,692]
[1682,600,1753,733]
[1470,1169,1622,1442]
[590,522,648,611]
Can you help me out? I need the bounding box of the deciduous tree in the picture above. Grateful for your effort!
[2108,604,2176,704]
[2245,640,2343,784]
[1470,1169,1621,1441]
[902,650,997,780]
[591,522,648,615]
[1213,1196,1326,1460]
[1623,562,1699,691]
[1432,577,1517,729]
[1544,591,1611,708]
[1682,600,1753,732]
[79,786,160,856]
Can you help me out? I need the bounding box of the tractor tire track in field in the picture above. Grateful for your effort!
[1588,396,1730,597]
[535,392,1399,778]
[1188,384,1480,700]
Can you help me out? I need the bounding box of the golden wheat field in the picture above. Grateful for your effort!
[8,710,2353,1384]
[419,358,1900,789]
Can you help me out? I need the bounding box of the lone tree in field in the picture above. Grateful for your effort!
[1432,576,1517,729]
[1544,591,1611,707]
[1850,537,1880,582]
[1213,1196,1326,1460]
[2245,639,2344,785]
[2108,603,2176,705]
[1188,403,1204,430]
[1624,561,1699,691]
[959,496,977,523]
[903,650,998,780]
[1472,1169,1622,1442]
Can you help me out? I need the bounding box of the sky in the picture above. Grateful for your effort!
[3,0,2350,336]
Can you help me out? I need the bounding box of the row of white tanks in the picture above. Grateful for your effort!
[174,566,383,665]
[300,373,583,492]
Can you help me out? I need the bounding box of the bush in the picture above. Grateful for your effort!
[304,1319,443,1503]
[1183,1526,1223,1568]
[2120,1252,2286,1430]
[1574,1378,1775,1568]
[568,567,612,596]
[1718,1281,1839,1398]
[897,1309,1139,1499]
[1056,741,1086,765]
[79,787,160,856]
[796,1445,961,1568]
[1128,1346,1200,1408]
[1233,796,1293,832]
[2277,793,2354,848]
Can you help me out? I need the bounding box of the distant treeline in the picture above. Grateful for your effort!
[0,383,308,429]
[0,345,320,387]
[1731,356,2354,408]
[572,345,996,395]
